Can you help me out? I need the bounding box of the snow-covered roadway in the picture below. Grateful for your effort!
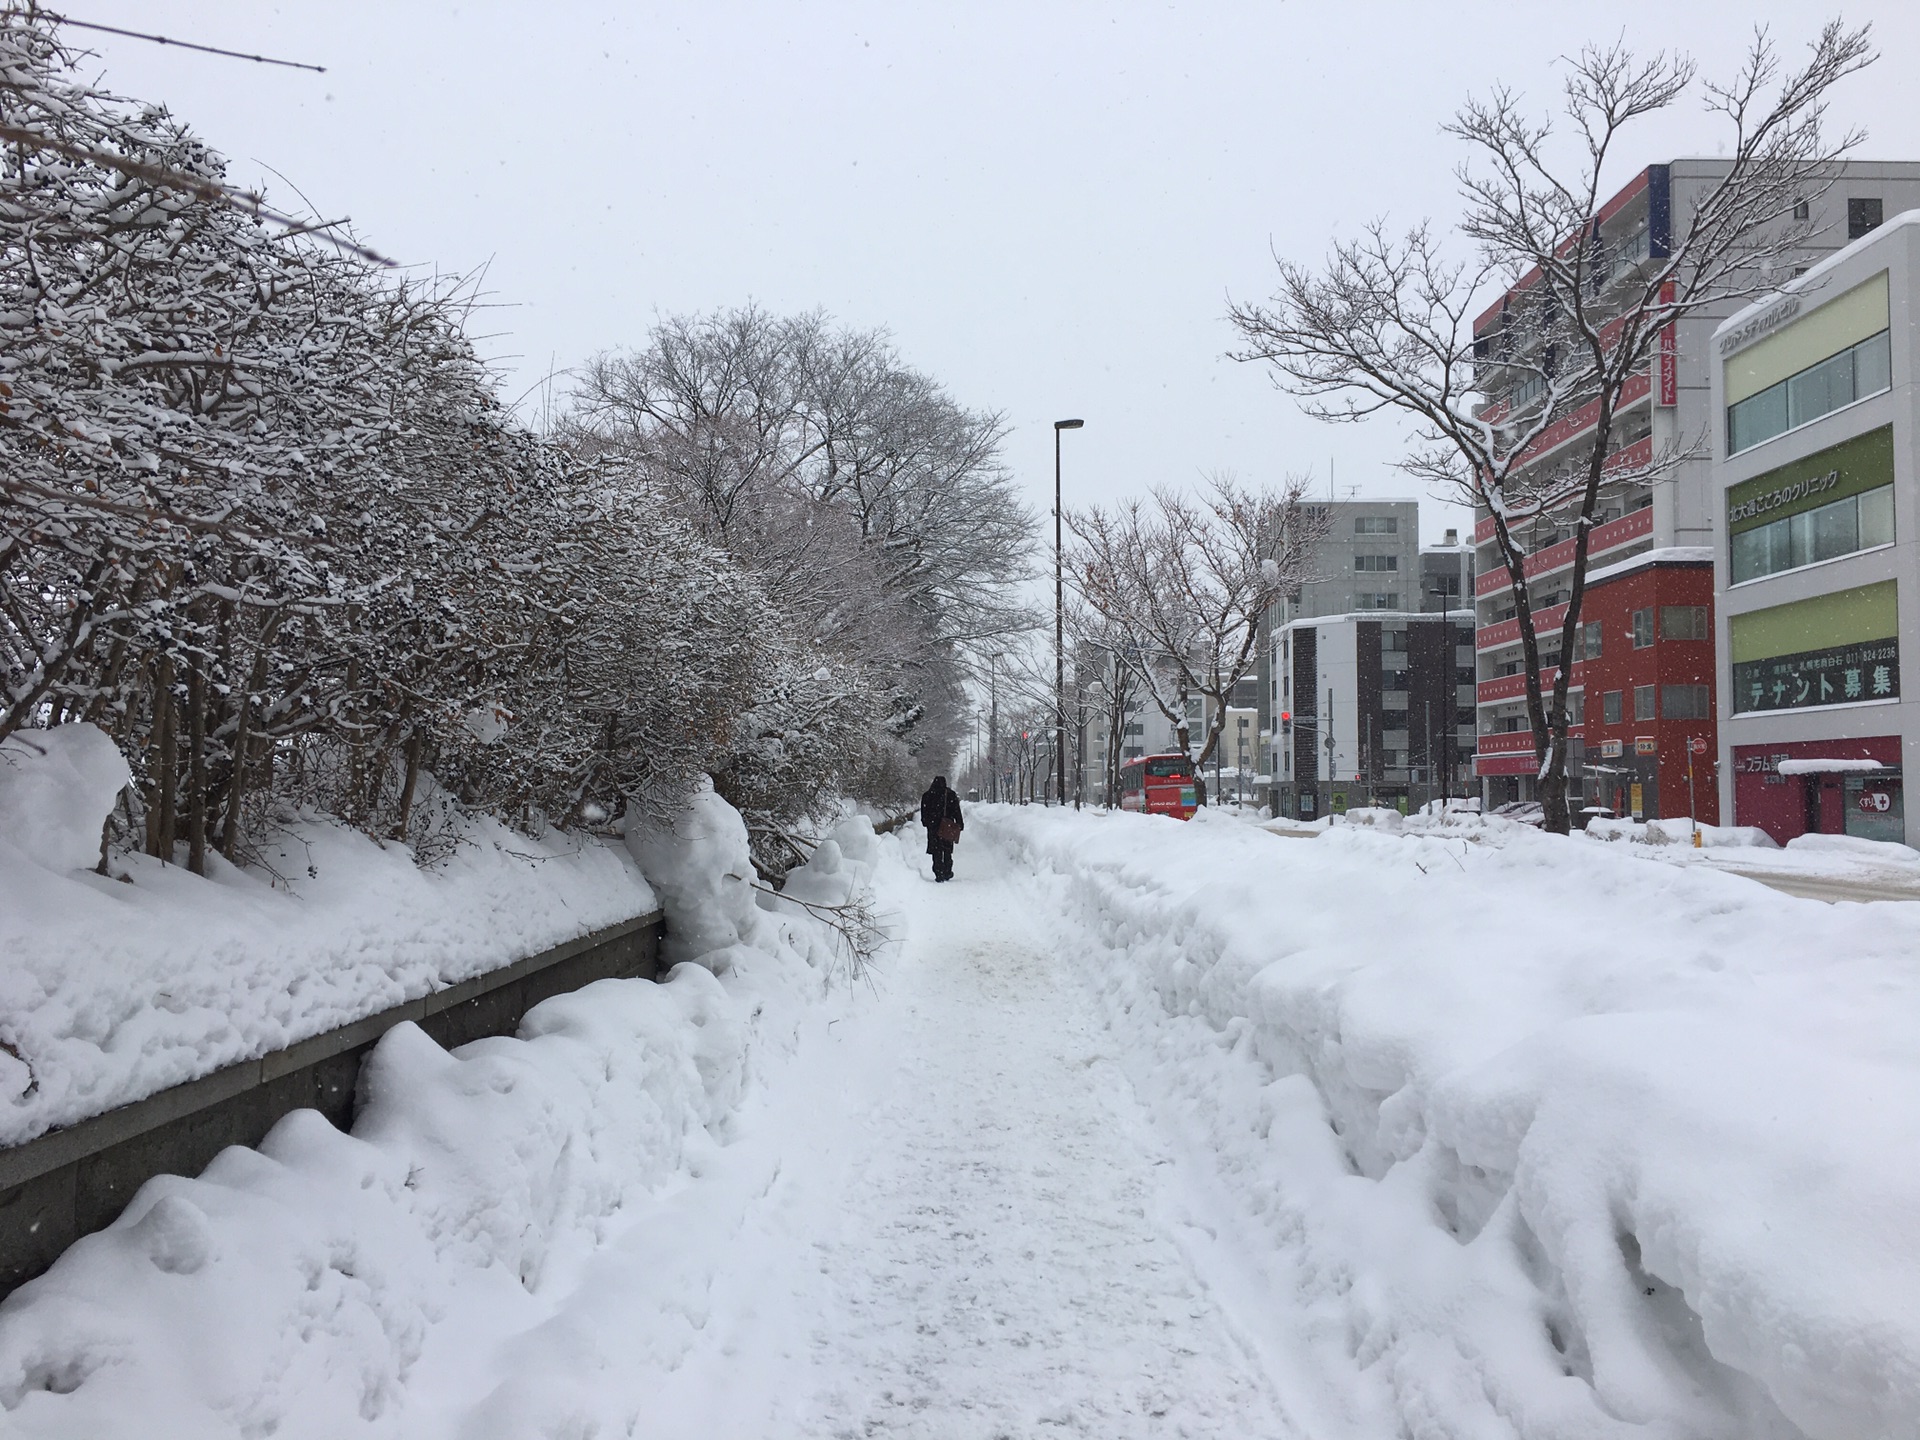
[485,834,1298,1438]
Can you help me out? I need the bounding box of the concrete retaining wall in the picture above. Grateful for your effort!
[0,910,663,1299]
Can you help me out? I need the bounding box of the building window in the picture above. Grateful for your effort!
[1727,329,1891,454]
[1382,627,1408,651]
[1354,554,1399,572]
[1603,690,1623,724]
[1660,605,1709,641]
[1731,484,1895,583]
[1793,197,1809,222]
[1631,609,1654,648]
[1848,197,1883,239]
[1123,723,1144,736]
[1567,692,1585,724]
[1662,684,1711,719]
[1634,685,1656,721]
[1354,516,1398,535]
[1579,620,1603,661]
[1356,592,1401,610]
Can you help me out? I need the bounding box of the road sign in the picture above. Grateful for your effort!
[1689,737,1708,756]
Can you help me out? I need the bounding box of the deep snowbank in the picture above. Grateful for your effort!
[0,782,891,1437]
[978,804,1920,1440]
[0,724,656,1146]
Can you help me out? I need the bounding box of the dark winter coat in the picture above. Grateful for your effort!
[921,782,963,853]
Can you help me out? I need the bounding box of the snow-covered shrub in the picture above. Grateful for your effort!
[0,14,792,868]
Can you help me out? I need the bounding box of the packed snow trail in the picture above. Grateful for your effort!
[459,830,1298,1438]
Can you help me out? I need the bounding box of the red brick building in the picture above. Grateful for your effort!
[1571,553,1719,822]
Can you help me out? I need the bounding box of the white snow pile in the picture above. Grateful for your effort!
[0,779,888,1438]
[1582,816,1778,848]
[0,724,655,1147]
[1784,832,1920,864]
[978,804,1920,1440]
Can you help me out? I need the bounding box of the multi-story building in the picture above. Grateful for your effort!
[1712,209,1919,846]
[1271,608,1476,819]
[1471,160,1920,816]
[1419,531,1474,614]
[1257,498,1422,808]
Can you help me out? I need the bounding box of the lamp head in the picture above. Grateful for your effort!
[1054,418,1084,430]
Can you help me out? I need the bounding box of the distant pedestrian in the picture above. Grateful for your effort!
[921,774,964,882]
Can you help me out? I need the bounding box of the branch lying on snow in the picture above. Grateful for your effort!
[751,881,882,986]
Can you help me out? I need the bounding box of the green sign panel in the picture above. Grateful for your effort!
[1733,637,1899,712]
[1726,425,1893,535]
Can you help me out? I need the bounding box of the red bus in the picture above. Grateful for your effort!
[1118,753,1199,819]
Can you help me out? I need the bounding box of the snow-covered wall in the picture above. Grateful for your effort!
[0,724,658,1148]
[0,781,889,1437]
[980,805,1920,1440]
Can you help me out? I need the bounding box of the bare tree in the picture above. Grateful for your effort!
[1068,476,1323,770]
[570,306,1036,863]
[1228,23,1873,832]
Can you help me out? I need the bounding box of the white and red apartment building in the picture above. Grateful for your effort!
[1472,160,1920,819]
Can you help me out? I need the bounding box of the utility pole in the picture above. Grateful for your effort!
[1054,418,1083,808]
[1324,685,1337,814]
[1424,698,1432,814]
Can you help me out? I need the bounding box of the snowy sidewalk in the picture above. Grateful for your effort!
[468,833,1297,1438]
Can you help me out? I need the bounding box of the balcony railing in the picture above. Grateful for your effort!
[1473,499,1654,597]
[1471,435,1656,548]
[1477,664,1588,706]
[1476,600,1569,652]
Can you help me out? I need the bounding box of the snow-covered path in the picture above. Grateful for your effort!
[476,835,1297,1438]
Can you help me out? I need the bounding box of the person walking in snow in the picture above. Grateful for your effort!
[921,774,964,882]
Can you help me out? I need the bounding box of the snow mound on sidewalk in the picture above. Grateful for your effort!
[0,787,888,1438]
[980,806,1920,1440]
[0,724,131,872]
[0,724,655,1147]
[1583,816,1778,848]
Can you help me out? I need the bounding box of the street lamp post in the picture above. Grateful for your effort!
[988,652,1001,803]
[1054,418,1084,808]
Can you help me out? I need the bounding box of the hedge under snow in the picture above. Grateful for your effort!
[0,724,658,1147]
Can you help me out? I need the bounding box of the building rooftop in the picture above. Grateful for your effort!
[1584,545,1714,588]
[1713,207,1920,344]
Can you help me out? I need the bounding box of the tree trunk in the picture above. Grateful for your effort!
[151,656,177,861]
[187,661,207,875]
[392,728,423,842]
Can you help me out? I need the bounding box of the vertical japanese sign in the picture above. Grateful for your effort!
[1656,279,1677,407]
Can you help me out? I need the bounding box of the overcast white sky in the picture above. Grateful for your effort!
[76,2,1920,543]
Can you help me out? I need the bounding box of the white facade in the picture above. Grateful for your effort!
[1711,210,1920,845]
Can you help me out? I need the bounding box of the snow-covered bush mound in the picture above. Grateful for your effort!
[0,724,656,1147]
[977,805,1920,1440]
[0,787,890,1437]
